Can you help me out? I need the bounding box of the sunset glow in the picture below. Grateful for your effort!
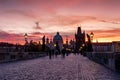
[0,0,120,44]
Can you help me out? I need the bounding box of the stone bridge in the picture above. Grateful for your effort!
[0,54,120,80]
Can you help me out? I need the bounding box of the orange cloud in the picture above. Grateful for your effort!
[87,28,120,42]
[0,0,120,44]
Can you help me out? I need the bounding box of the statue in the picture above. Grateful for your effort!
[86,34,93,52]
[42,35,45,51]
[87,34,91,43]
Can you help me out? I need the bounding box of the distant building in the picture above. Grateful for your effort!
[92,41,120,52]
[112,41,120,52]
[92,42,112,52]
[75,27,85,52]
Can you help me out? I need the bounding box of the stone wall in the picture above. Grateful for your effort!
[0,52,47,63]
[86,52,120,72]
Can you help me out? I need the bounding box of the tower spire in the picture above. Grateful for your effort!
[77,27,81,34]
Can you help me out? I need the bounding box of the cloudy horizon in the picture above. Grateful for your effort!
[0,0,120,44]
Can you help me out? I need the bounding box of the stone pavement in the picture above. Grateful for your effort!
[0,54,120,80]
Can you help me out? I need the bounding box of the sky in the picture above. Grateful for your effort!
[0,0,120,44]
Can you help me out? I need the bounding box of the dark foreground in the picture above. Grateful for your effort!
[0,54,120,80]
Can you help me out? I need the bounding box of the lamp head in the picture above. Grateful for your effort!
[90,32,94,37]
[24,33,28,38]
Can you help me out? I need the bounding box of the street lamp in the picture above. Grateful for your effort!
[82,43,85,47]
[24,33,28,52]
[24,33,28,44]
[90,32,94,42]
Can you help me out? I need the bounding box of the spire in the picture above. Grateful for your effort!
[83,30,85,35]
[77,27,81,34]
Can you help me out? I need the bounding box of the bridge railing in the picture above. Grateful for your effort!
[0,52,47,63]
[85,52,120,71]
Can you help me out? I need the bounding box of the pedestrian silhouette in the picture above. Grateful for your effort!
[48,49,52,59]
[62,48,66,58]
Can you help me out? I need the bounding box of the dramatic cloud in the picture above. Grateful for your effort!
[87,28,120,42]
[0,0,120,43]
[3,10,37,19]
[47,15,120,26]
[0,31,24,44]
[0,31,22,39]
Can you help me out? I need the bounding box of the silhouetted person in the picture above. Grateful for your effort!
[48,49,52,59]
[62,48,66,58]
[55,49,58,58]
[52,49,55,57]
[66,51,69,56]
[55,42,60,54]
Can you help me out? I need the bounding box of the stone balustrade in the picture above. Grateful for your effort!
[0,52,47,63]
[86,52,120,72]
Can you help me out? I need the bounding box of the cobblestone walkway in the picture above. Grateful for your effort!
[0,54,120,80]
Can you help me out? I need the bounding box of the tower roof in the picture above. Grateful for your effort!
[77,27,81,34]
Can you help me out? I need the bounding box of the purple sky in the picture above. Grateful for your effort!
[0,0,120,44]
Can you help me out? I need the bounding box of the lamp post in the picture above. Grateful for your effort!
[24,33,28,52]
[90,32,94,42]
[24,33,28,45]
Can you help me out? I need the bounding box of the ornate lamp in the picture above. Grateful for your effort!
[24,33,28,44]
[90,32,94,42]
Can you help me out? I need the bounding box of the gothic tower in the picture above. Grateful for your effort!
[75,27,85,53]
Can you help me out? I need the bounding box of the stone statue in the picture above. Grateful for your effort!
[42,35,45,51]
[86,34,93,52]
